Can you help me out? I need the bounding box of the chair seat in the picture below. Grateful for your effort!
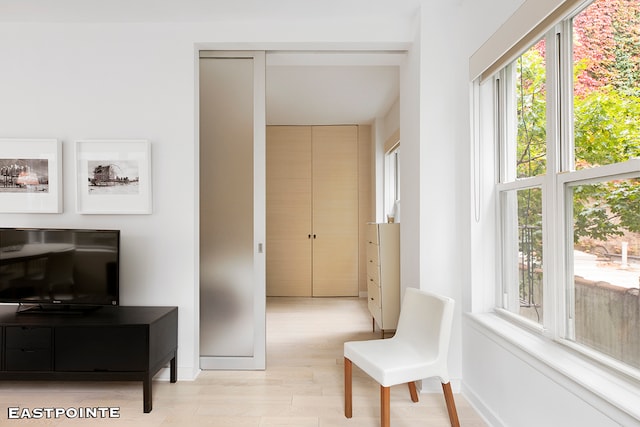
[344,338,438,387]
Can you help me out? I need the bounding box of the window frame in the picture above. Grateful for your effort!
[558,160,640,381]
[495,28,558,334]
[384,143,400,222]
[493,5,640,376]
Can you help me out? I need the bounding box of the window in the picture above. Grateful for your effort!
[496,0,640,371]
[569,176,640,368]
[501,186,544,323]
[498,40,547,325]
[385,144,400,222]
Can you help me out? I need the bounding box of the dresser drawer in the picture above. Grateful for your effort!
[368,297,382,325]
[367,256,380,282]
[366,242,379,265]
[367,280,381,307]
[6,327,52,349]
[366,224,379,244]
[366,223,399,333]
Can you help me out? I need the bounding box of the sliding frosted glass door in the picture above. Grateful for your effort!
[199,52,265,369]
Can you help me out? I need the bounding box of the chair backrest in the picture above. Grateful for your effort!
[394,287,455,363]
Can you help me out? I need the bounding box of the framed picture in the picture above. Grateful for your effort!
[0,139,62,213]
[75,140,152,214]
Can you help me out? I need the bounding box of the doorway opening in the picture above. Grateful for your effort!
[199,49,404,370]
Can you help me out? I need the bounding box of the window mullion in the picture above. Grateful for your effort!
[558,19,575,173]
[541,26,562,338]
[501,67,517,183]
[500,191,520,313]
[558,19,576,341]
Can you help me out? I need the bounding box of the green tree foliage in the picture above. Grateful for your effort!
[572,0,640,243]
[574,90,640,166]
[515,43,546,272]
[516,42,547,178]
[516,0,640,246]
[515,42,546,269]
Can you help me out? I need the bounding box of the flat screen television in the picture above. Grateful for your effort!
[0,228,119,313]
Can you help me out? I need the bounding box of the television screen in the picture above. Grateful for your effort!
[0,228,119,308]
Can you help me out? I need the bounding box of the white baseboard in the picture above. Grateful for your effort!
[152,366,200,381]
[461,382,505,427]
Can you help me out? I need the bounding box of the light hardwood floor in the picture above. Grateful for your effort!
[0,297,487,426]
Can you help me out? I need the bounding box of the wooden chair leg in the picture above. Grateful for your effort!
[344,358,353,418]
[380,385,390,427]
[408,381,419,402]
[441,382,460,427]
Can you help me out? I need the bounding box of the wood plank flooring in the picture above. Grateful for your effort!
[0,297,487,426]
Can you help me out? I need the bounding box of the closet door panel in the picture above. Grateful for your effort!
[266,126,312,296]
[311,126,359,297]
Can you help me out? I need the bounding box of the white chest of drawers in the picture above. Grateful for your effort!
[366,223,400,335]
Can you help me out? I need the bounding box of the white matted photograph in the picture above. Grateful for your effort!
[0,138,62,213]
[75,140,152,214]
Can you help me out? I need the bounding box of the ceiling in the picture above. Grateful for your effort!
[265,52,402,126]
[0,0,419,23]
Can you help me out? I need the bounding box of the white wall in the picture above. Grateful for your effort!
[402,2,467,388]
[372,98,400,222]
[0,3,419,381]
[399,0,521,390]
[380,98,400,142]
[464,321,630,427]
[0,22,208,380]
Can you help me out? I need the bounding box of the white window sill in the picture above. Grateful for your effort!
[465,312,640,424]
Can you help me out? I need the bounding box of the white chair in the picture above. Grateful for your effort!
[344,287,459,427]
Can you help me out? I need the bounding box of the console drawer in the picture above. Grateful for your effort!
[5,327,53,371]
[6,348,52,371]
[55,326,147,372]
[6,326,52,349]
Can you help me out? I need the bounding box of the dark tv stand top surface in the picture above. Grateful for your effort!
[0,304,176,325]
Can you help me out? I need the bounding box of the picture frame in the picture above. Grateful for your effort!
[75,140,152,214]
[0,138,62,213]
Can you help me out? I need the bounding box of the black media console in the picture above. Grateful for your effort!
[0,305,178,413]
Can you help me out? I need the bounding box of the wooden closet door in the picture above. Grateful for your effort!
[312,126,359,297]
[266,126,313,296]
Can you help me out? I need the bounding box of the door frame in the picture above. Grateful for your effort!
[195,46,409,371]
[198,50,266,370]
